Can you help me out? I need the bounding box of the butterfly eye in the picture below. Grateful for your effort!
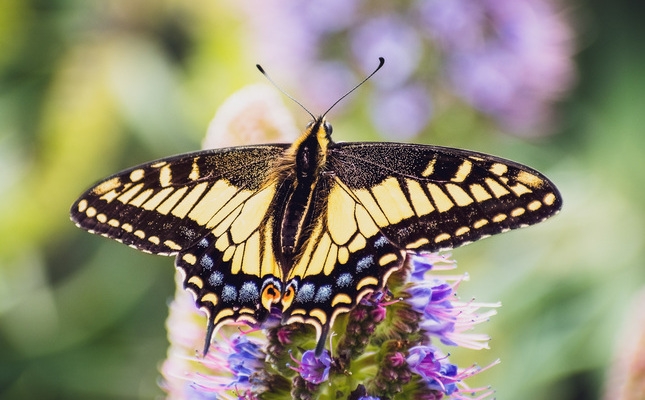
[323,121,333,136]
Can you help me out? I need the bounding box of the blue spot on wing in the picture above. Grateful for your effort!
[239,282,259,303]
[221,285,237,302]
[314,285,332,303]
[375,236,389,248]
[296,283,315,303]
[200,254,214,270]
[356,255,374,273]
[209,271,224,287]
[336,273,353,288]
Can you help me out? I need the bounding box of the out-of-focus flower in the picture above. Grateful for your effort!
[603,289,645,399]
[234,0,575,137]
[203,84,299,149]
[421,0,576,133]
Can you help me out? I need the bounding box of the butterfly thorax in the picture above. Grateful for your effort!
[274,117,331,273]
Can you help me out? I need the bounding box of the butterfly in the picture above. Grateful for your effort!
[70,59,562,356]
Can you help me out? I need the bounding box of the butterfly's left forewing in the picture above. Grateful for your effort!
[71,146,288,254]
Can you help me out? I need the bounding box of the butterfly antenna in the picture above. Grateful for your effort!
[256,64,315,120]
[322,57,385,118]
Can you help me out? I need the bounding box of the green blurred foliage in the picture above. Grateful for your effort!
[0,0,644,399]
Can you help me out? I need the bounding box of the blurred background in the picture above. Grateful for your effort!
[1,0,644,399]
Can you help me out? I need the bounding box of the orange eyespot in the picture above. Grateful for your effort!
[281,285,296,311]
[261,283,282,310]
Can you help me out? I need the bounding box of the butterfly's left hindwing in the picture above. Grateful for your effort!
[329,142,562,253]
[176,196,284,342]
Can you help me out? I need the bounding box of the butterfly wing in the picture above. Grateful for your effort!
[328,142,562,253]
[280,142,562,354]
[70,145,289,353]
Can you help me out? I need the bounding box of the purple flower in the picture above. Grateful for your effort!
[407,345,459,394]
[408,346,500,399]
[410,255,434,281]
[405,254,499,350]
[235,0,575,137]
[422,0,575,133]
[407,279,458,346]
[290,350,332,384]
[225,336,265,385]
[409,253,456,281]
[359,289,391,323]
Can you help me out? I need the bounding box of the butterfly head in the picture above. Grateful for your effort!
[306,116,332,134]
[287,116,333,172]
[305,116,333,144]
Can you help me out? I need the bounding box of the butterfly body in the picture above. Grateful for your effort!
[71,115,562,355]
[274,118,331,267]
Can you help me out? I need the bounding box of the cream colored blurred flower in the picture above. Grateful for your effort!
[202,84,299,149]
